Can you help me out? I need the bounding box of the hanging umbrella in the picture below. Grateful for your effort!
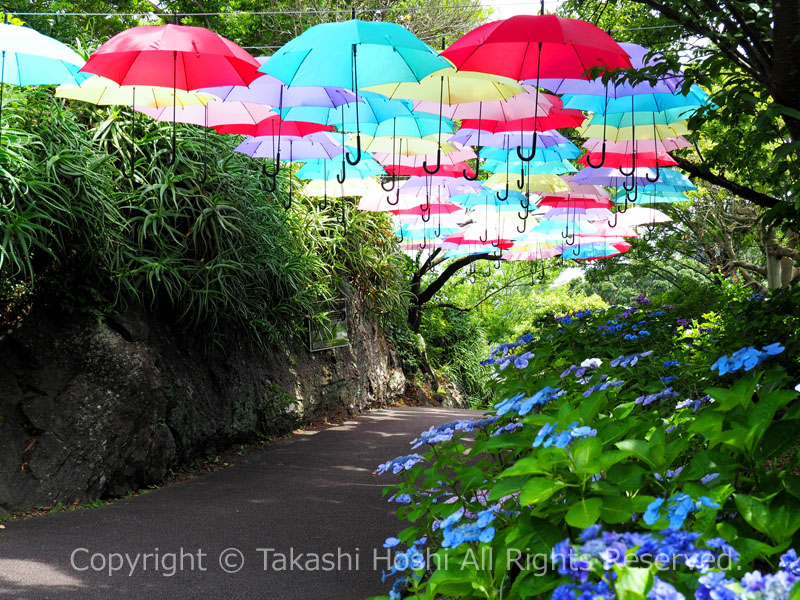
[613,206,672,227]
[484,172,569,194]
[578,151,677,169]
[81,23,261,165]
[482,158,577,175]
[234,133,345,160]
[576,221,639,238]
[353,134,456,156]
[562,84,710,114]
[582,109,699,129]
[386,163,476,178]
[460,112,586,133]
[571,166,658,187]
[583,137,691,154]
[579,120,691,141]
[201,57,356,108]
[259,19,450,167]
[297,157,385,180]
[442,15,630,163]
[303,177,382,197]
[398,176,484,198]
[481,144,582,162]
[611,189,690,204]
[0,21,89,142]
[536,43,684,96]
[212,114,334,137]
[543,207,613,221]
[56,75,215,107]
[358,114,455,138]
[373,146,476,167]
[558,242,628,260]
[449,129,569,149]
[539,197,612,209]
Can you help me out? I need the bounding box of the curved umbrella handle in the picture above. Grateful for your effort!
[463,147,480,180]
[516,216,528,234]
[608,209,619,228]
[494,249,503,268]
[645,159,660,182]
[585,82,609,169]
[122,87,137,179]
[387,188,400,206]
[626,184,639,203]
[283,179,292,210]
[380,174,396,191]
[479,229,488,243]
[618,95,636,177]
[619,140,636,177]
[421,209,432,223]
[516,163,525,189]
[495,184,509,202]
[337,158,347,184]
[345,134,362,166]
[516,137,537,162]
[167,51,178,166]
[396,228,404,244]
[622,176,636,192]
[422,149,441,175]
[420,236,427,250]
[322,177,328,210]
[434,219,442,238]
[264,163,277,193]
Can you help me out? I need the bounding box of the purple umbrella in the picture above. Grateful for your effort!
[571,166,657,187]
[202,56,357,108]
[535,43,683,97]
[234,132,344,160]
[449,129,569,149]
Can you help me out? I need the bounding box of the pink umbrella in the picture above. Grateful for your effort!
[577,221,639,238]
[135,98,273,128]
[413,86,558,120]
[398,176,483,198]
[582,137,691,154]
[390,202,465,216]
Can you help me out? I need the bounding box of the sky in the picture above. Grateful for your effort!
[481,0,563,20]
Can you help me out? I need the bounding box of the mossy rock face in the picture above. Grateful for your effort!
[0,298,405,513]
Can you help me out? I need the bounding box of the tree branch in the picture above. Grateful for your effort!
[673,155,782,209]
[426,273,534,312]
[415,253,496,307]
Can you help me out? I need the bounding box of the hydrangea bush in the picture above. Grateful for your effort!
[369,290,800,600]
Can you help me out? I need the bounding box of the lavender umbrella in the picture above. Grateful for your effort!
[571,166,658,187]
[234,133,344,160]
[449,129,569,149]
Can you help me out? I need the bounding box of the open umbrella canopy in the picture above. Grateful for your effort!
[562,84,710,114]
[539,196,612,209]
[559,242,627,260]
[449,128,569,149]
[583,137,691,154]
[234,133,345,160]
[372,146,476,167]
[358,114,455,138]
[613,206,673,227]
[259,19,449,89]
[543,207,613,221]
[481,144,582,161]
[413,85,559,121]
[579,120,691,141]
[576,221,639,238]
[482,158,577,175]
[398,176,484,198]
[390,202,466,216]
[536,43,683,95]
[441,15,632,80]
[571,166,658,187]
[0,22,88,85]
[81,24,261,89]
[483,172,570,194]
[460,111,586,132]
[364,67,525,104]
[213,114,335,136]
[353,134,456,156]
[578,151,677,168]
[386,163,476,178]
[296,157,385,180]
[201,57,357,107]
[56,75,216,107]
[135,99,274,128]
[303,177,382,197]
[582,109,700,128]
[612,189,690,204]
[274,91,415,126]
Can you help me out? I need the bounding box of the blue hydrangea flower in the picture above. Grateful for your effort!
[583,378,624,397]
[533,421,596,449]
[711,343,785,375]
[643,494,720,529]
[635,386,679,406]
[375,454,426,475]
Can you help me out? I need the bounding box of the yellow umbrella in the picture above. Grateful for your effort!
[363,67,525,104]
[351,134,456,156]
[56,75,216,107]
[303,177,383,198]
[578,120,691,142]
[484,172,569,194]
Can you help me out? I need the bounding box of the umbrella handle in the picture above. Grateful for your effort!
[496,183,509,202]
[646,158,660,182]
[517,44,542,163]
[619,139,636,177]
[283,178,292,210]
[322,176,328,210]
[516,138,536,161]
[434,220,442,238]
[421,208,432,223]
[626,184,639,203]
[494,248,503,267]
[463,147,480,180]
[608,210,619,228]
[387,187,400,206]
[380,175,396,191]
[420,236,427,250]
[382,119,397,190]
[622,177,636,192]
[422,149,441,175]
[345,134,362,166]
[264,163,277,193]
[396,229,404,244]
[337,158,347,184]
[122,88,136,179]
[265,153,281,178]
[479,229,488,243]
[516,162,525,189]
[585,82,609,169]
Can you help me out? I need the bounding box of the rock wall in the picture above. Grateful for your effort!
[0,299,407,515]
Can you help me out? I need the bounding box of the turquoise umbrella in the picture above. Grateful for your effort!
[562,85,711,115]
[259,19,450,166]
[0,21,88,142]
[612,189,690,204]
[482,144,581,161]
[482,158,577,175]
[296,156,385,180]
[274,91,414,126]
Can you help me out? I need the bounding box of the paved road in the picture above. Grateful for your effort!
[0,407,480,600]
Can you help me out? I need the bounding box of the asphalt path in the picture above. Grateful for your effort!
[0,407,480,600]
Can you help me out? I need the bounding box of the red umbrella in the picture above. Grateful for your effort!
[81,24,261,88]
[441,16,631,81]
[82,23,261,167]
[461,111,586,132]
[538,197,612,209]
[578,151,678,169]
[442,233,515,250]
[386,163,476,178]
[213,115,335,137]
[390,202,464,216]
[442,15,630,164]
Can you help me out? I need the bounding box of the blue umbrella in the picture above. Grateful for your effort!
[260,19,450,166]
[0,21,88,142]
[296,156,385,180]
